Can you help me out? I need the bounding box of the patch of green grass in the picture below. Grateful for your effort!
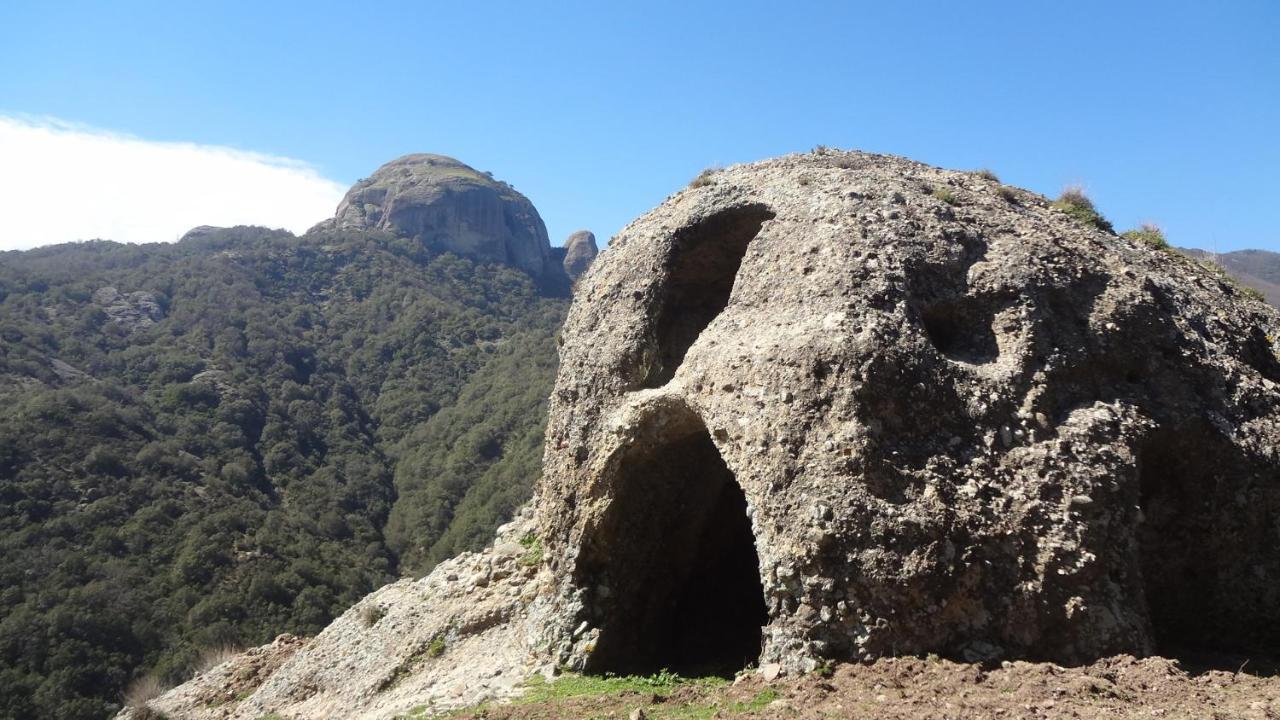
[971,168,1000,182]
[518,533,543,567]
[517,670,728,704]
[663,688,783,719]
[1121,223,1169,250]
[932,187,958,205]
[426,635,447,659]
[1052,186,1115,233]
[739,688,781,711]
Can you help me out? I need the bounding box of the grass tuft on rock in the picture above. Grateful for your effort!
[1121,223,1169,250]
[518,533,544,567]
[932,187,958,205]
[1052,186,1114,233]
[688,168,718,188]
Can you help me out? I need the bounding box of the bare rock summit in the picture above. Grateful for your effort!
[561,230,599,280]
[317,154,557,282]
[121,149,1280,720]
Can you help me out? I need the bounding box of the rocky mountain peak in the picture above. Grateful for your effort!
[319,154,556,282]
[561,230,598,280]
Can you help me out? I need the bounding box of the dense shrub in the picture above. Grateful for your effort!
[0,226,566,719]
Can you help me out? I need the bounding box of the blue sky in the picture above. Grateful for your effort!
[1,0,1277,251]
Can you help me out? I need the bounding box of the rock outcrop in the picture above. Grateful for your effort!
[561,230,599,281]
[124,149,1280,719]
[538,149,1280,675]
[92,286,164,330]
[315,154,557,282]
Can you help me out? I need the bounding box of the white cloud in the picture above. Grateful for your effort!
[0,115,347,250]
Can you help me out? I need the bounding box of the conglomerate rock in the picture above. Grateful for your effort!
[125,149,1280,719]
[535,148,1280,674]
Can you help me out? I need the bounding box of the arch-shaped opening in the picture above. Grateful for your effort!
[643,204,775,387]
[1137,421,1279,659]
[577,410,767,676]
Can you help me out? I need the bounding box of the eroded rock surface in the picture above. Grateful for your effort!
[537,149,1280,675]
[316,154,557,282]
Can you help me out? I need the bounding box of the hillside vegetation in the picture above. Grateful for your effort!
[0,226,565,720]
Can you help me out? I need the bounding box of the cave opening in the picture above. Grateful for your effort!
[1136,421,1276,659]
[580,414,767,676]
[643,204,775,388]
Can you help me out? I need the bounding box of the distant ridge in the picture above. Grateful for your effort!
[1179,247,1280,305]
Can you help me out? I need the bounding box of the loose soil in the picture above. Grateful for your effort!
[442,655,1280,719]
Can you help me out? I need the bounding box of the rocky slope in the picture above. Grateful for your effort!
[314,154,569,289]
[1181,247,1280,305]
[123,149,1280,720]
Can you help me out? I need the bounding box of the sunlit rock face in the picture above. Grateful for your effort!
[321,153,556,282]
[537,148,1280,674]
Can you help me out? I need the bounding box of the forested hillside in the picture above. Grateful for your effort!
[0,226,566,720]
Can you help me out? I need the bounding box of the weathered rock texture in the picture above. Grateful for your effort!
[536,149,1280,674]
[315,154,558,282]
[125,150,1280,719]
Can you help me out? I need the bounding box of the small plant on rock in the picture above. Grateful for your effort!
[359,604,386,628]
[997,186,1018,203]
[192,644,242,675]
[426,635,447,658]
[123,673,166,708]
[1121,223,1169,250]
[972,168,1000,182]
[932,187,958,205]
[519,532,544,567]
[1052,186,1114,233]
[688,167,718,188]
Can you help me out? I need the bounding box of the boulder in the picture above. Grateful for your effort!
[562,230,599,281]
[537,149,1280,673]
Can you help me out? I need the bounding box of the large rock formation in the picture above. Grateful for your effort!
[538,149,1280,674]
[122,150,1280,719]
[561,230,599,280]
[315,154,557,282]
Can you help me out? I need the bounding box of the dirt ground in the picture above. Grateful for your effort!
[444,654,1280,720]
